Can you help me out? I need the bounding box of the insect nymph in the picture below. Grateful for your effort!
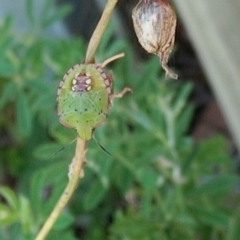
[57,54,131,140]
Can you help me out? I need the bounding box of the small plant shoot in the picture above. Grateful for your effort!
[57,54,131,140]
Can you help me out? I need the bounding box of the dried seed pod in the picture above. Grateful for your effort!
[132,0,178,79]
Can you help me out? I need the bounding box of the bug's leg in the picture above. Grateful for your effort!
[110,87,132,100]
[101,53,125,68]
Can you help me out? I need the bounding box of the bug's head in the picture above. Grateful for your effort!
[72,73,92,92]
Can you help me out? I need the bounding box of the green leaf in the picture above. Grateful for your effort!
[175,213,197,227]
[83,181,107,211]
[19,195,33,233]
[0,34,14,56]
[25,0,35,24]
[186,175,239,198]
[0,16,13,38]
[129,107,155,132]
[0,57,17,77]
[110,213,161,239]
[0,203,11,222]
[53,210,74,230]
[31,93,55,112]
[27,79,51,93]
[0,187,19,211]
[173,83,193,116]
[30,171,46,214]
[49,122,76,143]
[189,206,229,228]
[112,163,134,195]
[41,4,72,28]
[229,211,240,240]
[0,81,16,111]
[33,143,64,160]
[48,230,77,240]
[138,167,158,192]
[40,0,56,19]
[16,90,32,137]
[176,104,195,138]
[0,203,18,226]
[43,181,66,216]
[194,135,232,168]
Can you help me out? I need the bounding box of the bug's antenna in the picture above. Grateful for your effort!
[101,53,125,68]
[92,135,112,157]
[52,138,77,157]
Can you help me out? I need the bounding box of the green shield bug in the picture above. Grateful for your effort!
[57,53,131,141]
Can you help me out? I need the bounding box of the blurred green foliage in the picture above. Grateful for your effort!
[0,1,239,239]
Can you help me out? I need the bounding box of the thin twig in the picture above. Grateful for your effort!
[85,0,119,63]
[35,139,86,240]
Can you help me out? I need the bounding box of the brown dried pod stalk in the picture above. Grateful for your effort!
[132,0,178,79]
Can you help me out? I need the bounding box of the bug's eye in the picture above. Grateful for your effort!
[72,74,92,92]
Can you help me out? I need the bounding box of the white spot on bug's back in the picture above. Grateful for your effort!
[87,86,91,91]
[72,86,75,91]
[57,88,61,96]
[63,74,68,81]
[73,64,80,69]
[72,79,77,85]
[59,80,64,87]
[67,68,74,74]
[85,78,91,85]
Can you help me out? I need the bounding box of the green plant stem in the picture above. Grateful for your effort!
[85,0,118,63]
[35,138,86,240]
[35,1,118,239]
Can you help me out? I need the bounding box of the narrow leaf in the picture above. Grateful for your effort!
[25,0,35,24]
[0,82,15,111]
[42,5,72,28]
[83,181,107,211]
[189,206,229,228]
[16,90,32,137]
[33,143,64,160]
[0,187,19,211]
[187,175,239,198]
